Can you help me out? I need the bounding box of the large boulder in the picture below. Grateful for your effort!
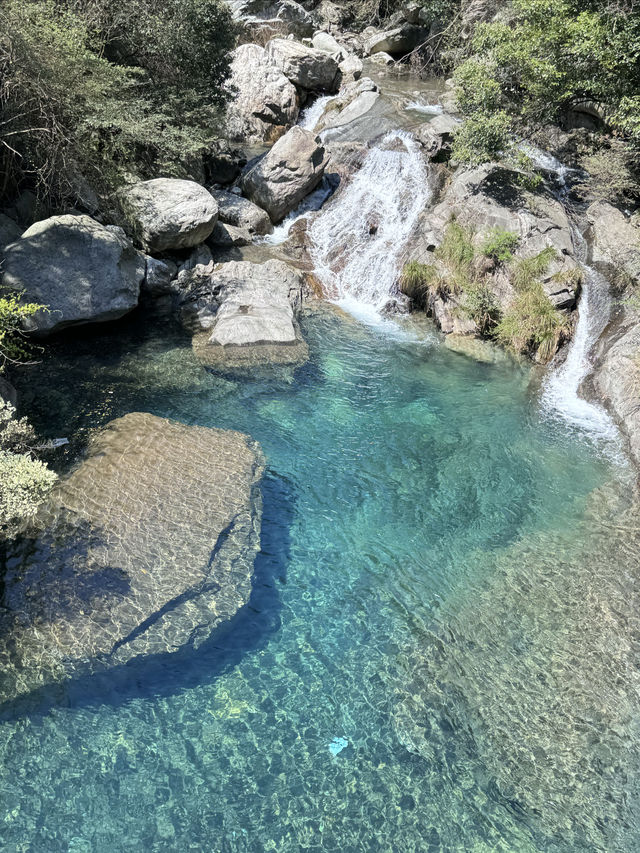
[180,259,308,367]
[118,178,218,253]
[226,43,299,142]
[2,215,144,335]
[0,412,264,700]
[266,38,340,92]
[587,201,640,286]
[242,126,329,222]
[210,189,274,235]
[364,24,425,56]
[312,31,345,58]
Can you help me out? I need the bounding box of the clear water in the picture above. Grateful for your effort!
[2,304,639,852]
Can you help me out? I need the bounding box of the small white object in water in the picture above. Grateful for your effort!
[329,736,348,756]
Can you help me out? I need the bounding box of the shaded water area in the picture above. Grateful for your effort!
[2,303,640,851]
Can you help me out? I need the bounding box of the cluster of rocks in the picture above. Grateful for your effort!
[1,120,334,367]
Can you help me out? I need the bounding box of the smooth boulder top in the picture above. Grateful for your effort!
[266,37,340,92]
[189,259,309,368]
[0,412,265,700]
[242,126,330,223]
[210,188,274,235]
[2,214,143,335]
[118,178,219,253]
[226,43,299,142]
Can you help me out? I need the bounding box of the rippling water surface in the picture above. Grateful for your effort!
[3,305,639,852]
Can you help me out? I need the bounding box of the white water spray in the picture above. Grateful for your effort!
[298,95,337,131]
[542,229,617,438]
[309,131,431,315]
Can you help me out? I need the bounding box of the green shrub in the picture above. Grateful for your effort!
[435,221,475,278]
[451,111,513,166]
[511,247,558,291]
[461,281,501,334]
[495,284,568,362]
[453,57,502,116]
[0,292,45,368]
[480,228,519,262]
[0,450,57,537]
[0,0,237,202]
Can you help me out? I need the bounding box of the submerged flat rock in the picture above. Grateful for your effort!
[0,412,264,701]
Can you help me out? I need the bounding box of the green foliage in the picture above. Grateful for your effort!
[451,111,513,166]
[400,260,441,298]
[0,0,237,202]
[480,228,519,262]
[434,220,475,280]
[0,400,57,538]
[0,292,45,369]
[453,0,640,156]
[462,281,501,335]
[495,247,568,361]
[511,247,558,290]
[0,450,57,537]
[495,285,569,362]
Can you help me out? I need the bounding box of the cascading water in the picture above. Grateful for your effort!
[309,130,431,320]
[542,227,618,439]
[298,95,337,131]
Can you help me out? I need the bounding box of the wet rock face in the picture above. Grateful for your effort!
[226,43,299,143]
[118,178,219,253]
[594,313,640,466]
[0,412,264,701]
[2,215,144,335]
[242,126,329,223]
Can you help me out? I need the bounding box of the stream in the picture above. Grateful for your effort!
[2,67,640,853]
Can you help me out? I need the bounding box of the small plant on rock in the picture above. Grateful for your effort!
[480,228,519,263]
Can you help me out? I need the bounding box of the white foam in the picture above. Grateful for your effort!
[405,101,444,115]
[298,95,337,131]
[309,131,431,320]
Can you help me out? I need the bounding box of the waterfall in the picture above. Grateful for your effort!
[298,95,337,131]
[542,229,617,438]
[309,131,431,319]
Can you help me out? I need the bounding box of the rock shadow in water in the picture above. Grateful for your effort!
[0,470,293,721]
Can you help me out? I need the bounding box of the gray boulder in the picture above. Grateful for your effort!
[2,215,144,335]
[207,222,252,248]
[242,126,329,223]
[587,201,640,285]
[338,54,363,83]
[312,31,345,58]
[266,38,340,92]
[226,43,299,142]
[0,412,264,700]
[180,259,308,367]
[364,24,425,56]
[142,257,178,297]
[210,189,273,235]
[118,178,218,253]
